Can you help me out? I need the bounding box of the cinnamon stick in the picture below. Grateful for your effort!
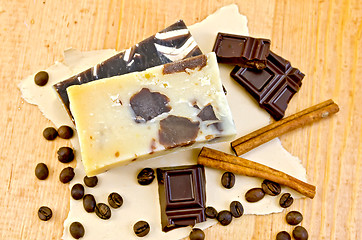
[231,99,339,156]
[198,147,316,199]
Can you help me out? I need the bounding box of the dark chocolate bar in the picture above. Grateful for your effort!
[54,20,202,119]
[156,165,206,232]
[212,32,270,70]
[231,51,304,120]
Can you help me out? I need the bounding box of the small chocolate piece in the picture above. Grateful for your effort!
[276,231,291,240]
[133,220,150,237]
[137,168,155,185]
[279,193,294,208]
[245,188,265,202]
[197,104,218,121]
[189,228,205,240]
[293,226,309,240]
[83,194,96,213]
[69,222,85,239]
[35,163,49,180]
[205,206,218,219]
[83,176,98,187]
[163,54,207,74]
[38,206,52,221]
[216,210,232,226]
[230,201,244,218]
[262,179,281,196]
[57,147,75,163]
[43,127,58,140]
[58,125,73,139]
[221,172,235,189]
[34,71,49,86]
[108,192,123,209]
[71,184,85,200]
[286,211,303,225]
[59,167,75,183]
[213,33,271,70]
[95,203,111,220]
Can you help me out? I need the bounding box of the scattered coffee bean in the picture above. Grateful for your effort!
[83,194,96,213]
[189,228,205,240]
[276,231,291,240]
[71,184,85,200]
[262,179,281,196]
[279,193,294,208]
[137,168,155,185]
[42,127,58,140]
[35,163,49,180]
[133,220,150,237]
[230,201,244,218]
[108,192,123,209]
[95,203,111,220]
[34,71,49,86]
[57,147,74,163]
[221,172,235,189]
[216,210,233,226]
[292,226,308,240]
[59,167,75,183]
[69,222,85,239]
[84,175,98,187]
[38,206,52,221]
[58,125,73,139]
[205,206,218,219]
[245,188,265,202]
[286,211,303,225]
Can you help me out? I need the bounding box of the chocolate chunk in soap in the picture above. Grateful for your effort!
[212,33,271,70]
[159,115,199,148]
[163,55,207,74]
[156,165,206,232]
[197,104,218,121]
[231,51,304,120]
[130,88,171,123]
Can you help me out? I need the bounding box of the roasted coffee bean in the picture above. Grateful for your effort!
[189,228,205,240]
[279,193,294,208]
[57,147,74,163]
[43,127,58,140]
[293,226,308,240]
[205,206,218,219]
[71,184,84,200]
[221,172,235,189]
[59,167,75,183]
[276,231,291,240]
[262,179,281,196]
[69,222,85,239]
[133,220,150,237]
[35,163,49,180]
[216,210,232,226]
[84,175,98,187]
[286,211,303,225]
[38,206,52,221]
[230,201,244,218]
[108,192,123,209]
[95,203,111,220]
[34,71,49,86]
[58,125,74,139]
[245,188,265,202]
[137,168,155,185]
[83,194,96,213]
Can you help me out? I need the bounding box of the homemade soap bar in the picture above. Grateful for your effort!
[67,53,236,176]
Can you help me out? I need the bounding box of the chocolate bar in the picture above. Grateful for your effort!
[54,20,202,119]
[156,165,206,232]
[212,33,270,69]
[231,51,304,120]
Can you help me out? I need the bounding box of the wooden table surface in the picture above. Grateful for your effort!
[1,0,361,239]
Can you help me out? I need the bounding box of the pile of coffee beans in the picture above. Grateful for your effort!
[204,200,244,228]
[276,211,308,240]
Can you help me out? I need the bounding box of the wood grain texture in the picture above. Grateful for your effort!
[0,0,361,239]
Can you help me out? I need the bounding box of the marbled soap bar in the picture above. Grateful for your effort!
[67,53,236,176]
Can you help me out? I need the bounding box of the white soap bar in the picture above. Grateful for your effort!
[67,52,236,176]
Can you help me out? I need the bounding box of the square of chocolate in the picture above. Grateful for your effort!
[156,165,206,232]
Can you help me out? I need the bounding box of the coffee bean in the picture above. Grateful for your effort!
[205,206,218,219]
[276,231,291,240]
[59,167,75,183]
[262,179,281,196]
[286,211,303,225]
[216,210,232,226]
[137,168,155,185]
[245,188,265,202]
[38,206,52,221]
[69,222,85,239]
[108,192,123,209]
[35,163,49,180]
[34,71,49,86]
[84,175,98,187]
[230,201,244,218]
[95,203,111,220]
[57,147,74,163]
[71,184,84,200]
[279,193,294,208]
[133,220,150,237]
[83,194,96,213]
[43,127,58,140]
[221,172,235,189]
[292,226,308,240]
[189,228,205,240]
[58,125,73,139]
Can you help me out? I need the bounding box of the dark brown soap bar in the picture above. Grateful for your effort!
[156,165,206,232]
[231,51,304,120]
[54,20,203,120]
[212,32,271,70]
